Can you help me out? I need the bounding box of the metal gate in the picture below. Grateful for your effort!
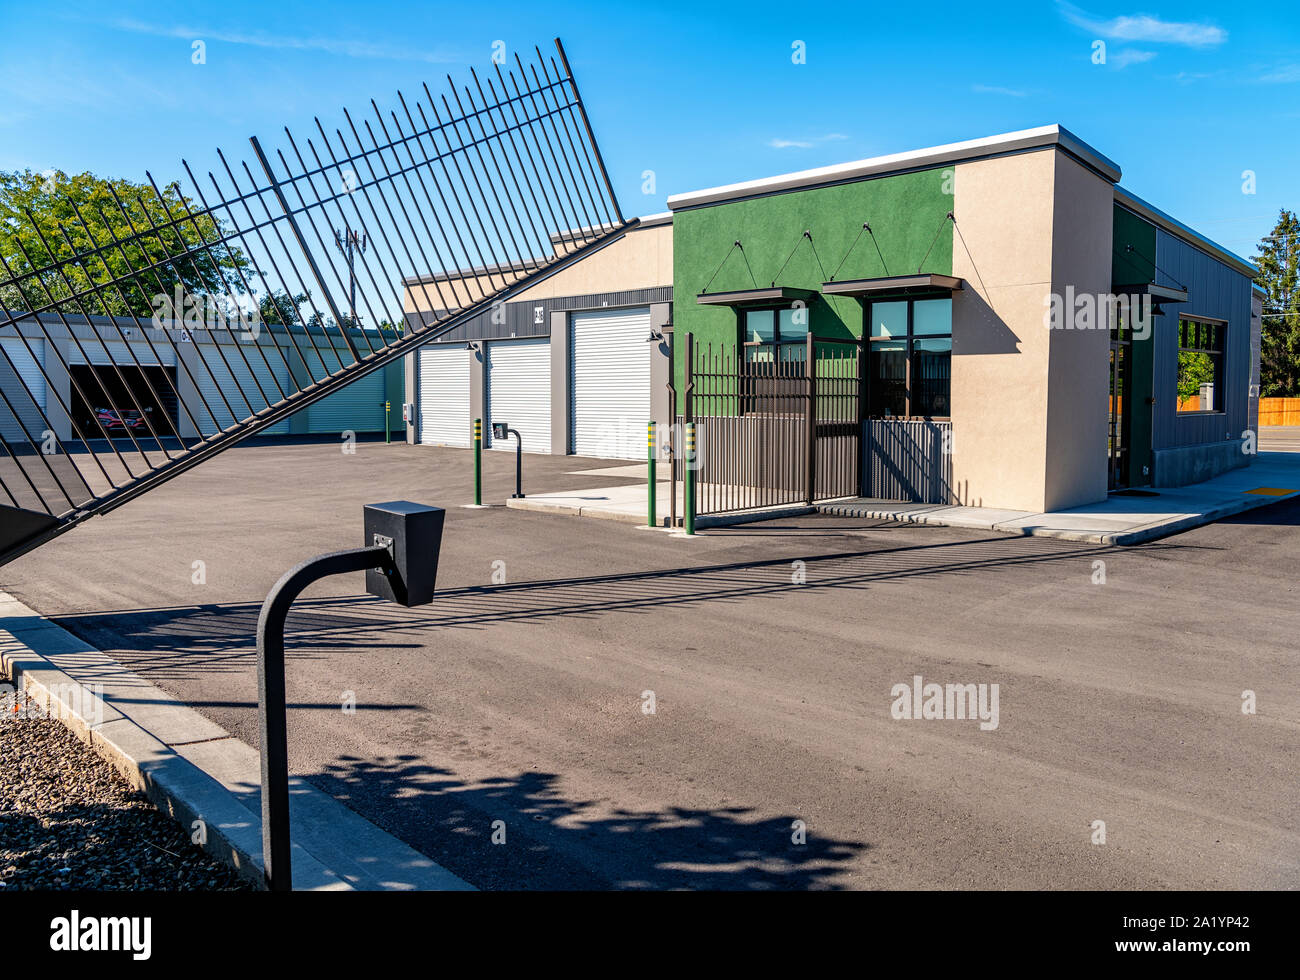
[673,333,860,517]
[0,38,629,566]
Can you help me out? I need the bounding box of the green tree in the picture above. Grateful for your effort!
[258,289,312,327]
[0,169,249,318]
[1177,350,1216,404]
[1253,208,1300,397]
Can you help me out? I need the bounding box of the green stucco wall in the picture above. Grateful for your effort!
[1112,204,1155,285]
[672,169,954,364]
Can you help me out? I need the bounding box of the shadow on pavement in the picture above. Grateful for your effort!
[307,752,867,890]
[51,530,1206,680]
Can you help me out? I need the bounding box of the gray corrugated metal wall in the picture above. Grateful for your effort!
[1151,230,1252,450]
[403,287,672,342]
[864,420,952,503]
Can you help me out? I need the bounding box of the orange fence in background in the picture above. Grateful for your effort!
[1260,397,1300,426]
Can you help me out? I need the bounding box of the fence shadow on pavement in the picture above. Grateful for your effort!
[48,529,1212,682]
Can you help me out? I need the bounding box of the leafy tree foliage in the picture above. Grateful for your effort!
[0,169,249,318]
[1253,208,1300,397]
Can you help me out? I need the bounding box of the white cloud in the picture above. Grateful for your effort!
[1111,49,1158,68]
[112,18,461,64]
[1259,64,1300,84]
[1058,3,1226,47]
[972,83,1028,97]
[767,133,848,149]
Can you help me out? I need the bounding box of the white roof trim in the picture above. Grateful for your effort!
[548,211,672,244]
[1114,186,1258,278]
[666,125,1121,211]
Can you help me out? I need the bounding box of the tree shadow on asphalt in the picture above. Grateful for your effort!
[306,752,868,890]
[46,530,1205,680]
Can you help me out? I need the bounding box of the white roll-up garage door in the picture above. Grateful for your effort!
[191,341,292,435]
[486,338,550,453]
[569,307,651,459]
[0,338,47,442]
[302,348,386,434]
[418,345,471,447]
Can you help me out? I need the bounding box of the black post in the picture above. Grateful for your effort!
[509,427,525,498]
[256,543,391,892]
[806,331,816,505]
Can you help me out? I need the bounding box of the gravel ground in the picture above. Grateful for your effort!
[0,708,252,891]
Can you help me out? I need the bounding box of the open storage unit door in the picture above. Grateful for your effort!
[569,307,652,459]
[486,338,551,453]
[418,345,472,447]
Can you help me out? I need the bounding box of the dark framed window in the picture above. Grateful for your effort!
[867,297,951,419]
[738,306,810,413]
[1176,316,1225,414]
[742,306,810,364]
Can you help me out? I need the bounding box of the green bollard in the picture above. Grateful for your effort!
[684,421,696,536]
[647,421,656,528]
[473,418,482,506]
[385,401,391,445]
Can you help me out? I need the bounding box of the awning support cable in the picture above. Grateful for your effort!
[768,230,825,287]
[701,239,757,293]
[1123,244,1187,291]
[828,222,890,281]
[916,211,955,274]
[952,218,988,297]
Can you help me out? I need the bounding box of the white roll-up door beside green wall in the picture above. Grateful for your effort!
[302,348,386,434]
[486,338,550,453]
[0,338,46,442]
[569,307,651,459]
[191,340,292,435]
[418,345,471,447]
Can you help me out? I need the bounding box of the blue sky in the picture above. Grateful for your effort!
[0,0,1296,261]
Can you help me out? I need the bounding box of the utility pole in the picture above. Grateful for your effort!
[334,226,368,326]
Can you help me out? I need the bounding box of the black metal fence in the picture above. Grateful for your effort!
[0,38,629,567]
[675,334,861,517]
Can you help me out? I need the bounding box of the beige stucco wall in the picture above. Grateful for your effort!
[950,150,1055,511]
[1044,152,1113,510]
[950,148,1111,512]
[402,221,672,314]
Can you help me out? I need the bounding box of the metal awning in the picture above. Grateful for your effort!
[820,273,964,298]
[1113,282,1189,310]
[696,286,819,307]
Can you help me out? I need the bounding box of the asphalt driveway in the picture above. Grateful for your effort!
[3,438,1297,889]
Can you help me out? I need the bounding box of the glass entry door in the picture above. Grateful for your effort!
[1108,322,1131,490]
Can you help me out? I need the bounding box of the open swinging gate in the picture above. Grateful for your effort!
[0,38,631,567]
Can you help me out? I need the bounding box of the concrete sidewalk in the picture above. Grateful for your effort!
[0,591,472,891]
[506,477,821,529]
[507,452,1300,545]
[820,451,1300,545]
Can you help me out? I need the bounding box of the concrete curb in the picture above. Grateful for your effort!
[0,592,472,892]
[505,496,657,525]
[816,489,1298,546]
[507,496,818,530]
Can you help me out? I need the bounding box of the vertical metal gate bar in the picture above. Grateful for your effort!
[249,136,358,361]
[553,37,622,227]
